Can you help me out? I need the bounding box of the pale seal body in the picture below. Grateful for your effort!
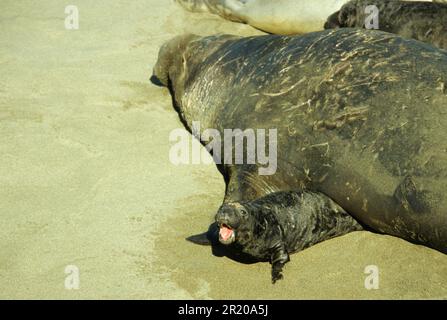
[175,0,436,35]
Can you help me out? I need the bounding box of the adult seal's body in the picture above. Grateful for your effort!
[152,29,447,281]
[325,0,447,50]
[175,0,438,35]
[189,191,362,283]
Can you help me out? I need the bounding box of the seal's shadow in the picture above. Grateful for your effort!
[187,222,263,265]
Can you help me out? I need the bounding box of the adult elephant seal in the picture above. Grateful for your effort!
[152,29,447,280]
[325,0,447,50]
[174,0,436,35]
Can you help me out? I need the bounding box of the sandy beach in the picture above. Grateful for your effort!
[0,0,446,299]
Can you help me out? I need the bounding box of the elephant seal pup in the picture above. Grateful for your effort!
[153,29,447,260]
[174,0,435,35]
[325,0,447,50]
[188,191,362,283]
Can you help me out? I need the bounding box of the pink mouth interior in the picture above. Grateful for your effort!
[219,224,234,241]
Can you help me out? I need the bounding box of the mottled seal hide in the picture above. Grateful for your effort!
[325,0,447,50]
[175,0,436,35]
[189,191,362,283]
[152,29,447,280]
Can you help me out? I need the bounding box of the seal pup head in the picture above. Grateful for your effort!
[184,202,253,247]
[215,202,251,245]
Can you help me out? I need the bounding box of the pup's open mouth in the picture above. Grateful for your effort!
[219,224,235,244]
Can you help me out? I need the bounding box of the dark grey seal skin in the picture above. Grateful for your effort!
[324,0,447,50]
[152,29,447,278]
[188,191,362,283]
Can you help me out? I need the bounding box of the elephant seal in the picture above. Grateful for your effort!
[325,0,447,50]
[152,29,447,280]
[187,191,362,283]
[174,0,436,35]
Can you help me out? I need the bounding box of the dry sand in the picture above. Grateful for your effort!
[0,0,446,299]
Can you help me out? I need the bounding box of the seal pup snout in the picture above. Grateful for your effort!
[215,203,248,244]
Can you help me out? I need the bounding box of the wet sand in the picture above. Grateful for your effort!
[0,0,446,299]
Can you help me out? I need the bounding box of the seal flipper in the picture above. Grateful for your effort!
[175,0,247,23]
[223,165,289,203]
[270,244,290,284]
[186,222,219,246]
[393,175,433,214]
[186,232,212,245]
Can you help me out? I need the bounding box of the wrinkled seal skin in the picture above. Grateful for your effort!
[212,191,362,283]
[325,0,447,50]
[153,29,447,267]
